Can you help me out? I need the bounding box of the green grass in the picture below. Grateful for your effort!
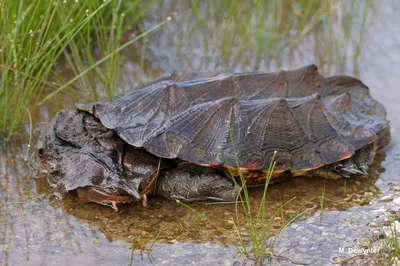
[375,212,400,265]
[388,227,400,264]
[223,125,311,263]
[355,211,400,265]
[1,0,106,140]
[129,230,159,266]
[0,0,158,142]
[220,125,279,261]
[320,181,326,212]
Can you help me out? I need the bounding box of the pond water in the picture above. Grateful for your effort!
[2,1,400,265]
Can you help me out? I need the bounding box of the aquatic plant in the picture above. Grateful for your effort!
[0,0,158,142]
[224,126,311,263]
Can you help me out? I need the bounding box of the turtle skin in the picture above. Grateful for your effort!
[37,65,390,209]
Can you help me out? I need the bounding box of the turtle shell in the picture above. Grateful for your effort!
[76,65,389,176]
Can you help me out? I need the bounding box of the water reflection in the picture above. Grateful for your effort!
[132,0,372,76]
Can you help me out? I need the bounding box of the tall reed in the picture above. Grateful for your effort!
[0,0,155,142]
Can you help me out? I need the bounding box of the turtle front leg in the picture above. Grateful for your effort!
[334,143,377,177]
[156,164,238,202]
[353,143,377,174]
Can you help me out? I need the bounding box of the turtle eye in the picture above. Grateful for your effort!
[108,185,119,192]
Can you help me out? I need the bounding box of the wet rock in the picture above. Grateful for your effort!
[382,220,400,238]
[332,255,347,263]
[379,194,394,202]
[344,195,353,201]
[393,197,400,205]
[355,237,372,247]
[295,225,304,232]
[367,221,377,227]
[349,209,400,264]
[364,192,374,197]
[389,185,400,192]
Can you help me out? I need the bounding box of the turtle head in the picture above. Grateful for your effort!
[36,109,156,210]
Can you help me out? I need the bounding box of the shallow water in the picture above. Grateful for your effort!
[2,1,400,265]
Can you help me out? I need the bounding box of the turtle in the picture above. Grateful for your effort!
[36,65,391,210]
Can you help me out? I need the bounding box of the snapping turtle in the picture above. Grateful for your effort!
[37,65,390,210]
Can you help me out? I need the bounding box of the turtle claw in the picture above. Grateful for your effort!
[111,201,119,212]
[334,163,369,177]
[341,167,365,175]
[338,172,351,178]
[359,167,369,176]
[142,194,148,207]
[339,167,356,174]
